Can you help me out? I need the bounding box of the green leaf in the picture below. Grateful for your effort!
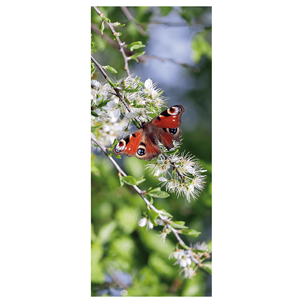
[121,176,137,186]
[147,195,154,205]
[119,174,124,187]
[128,41,145,52]
[102,65,118,74]
[135,176,146,185]
[159,7,173,16]
[91,111,98,117]
[192,31,212,63]
[113,22,125,27]
[180,229,201,237]
[159,209,173,218]
[121,175,146,186]
[122,87,140,93]
[128,51,146,62]
[91,125,102,131]
[97,99,110,109]
[91,38,97,53]
[147,187,170,198]
[172,221,185,226]
[202,262,212,274]
[170,222,188,229]
[147,208,159,226]
[91,62,96,76]
[100,20,105,34]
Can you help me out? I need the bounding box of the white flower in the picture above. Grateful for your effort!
[169,250,185,260]
[194,241,208,251]
[138,217,153,230]
[91,80,101,89]
[143,78,158,98]
[158,230,168,243]
[145,157,170,177]
[125,111,139,119]
[158,178,179,194]
[154,216,168,226]
[170,249,192,268]
[174,254,191,267]
[179,267,196,279]
[103,98,121,118]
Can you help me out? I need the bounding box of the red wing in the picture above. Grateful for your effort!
[151,105,185,128]
[158,131,174,150]
[141,135,162,160]
[113,129,143,157]
[113,129,162,160]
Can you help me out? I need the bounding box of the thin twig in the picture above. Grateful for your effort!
[91,134,200,266]
[121,6,147,36]
[149,20,210,28]
[93,6,131,77]
[91,23,196,69]
[163,154,186,183]
[91,55,142,127]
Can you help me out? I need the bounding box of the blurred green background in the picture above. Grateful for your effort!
[91,6,212,296]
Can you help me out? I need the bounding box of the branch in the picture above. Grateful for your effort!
[149,20,210,28]
[93,6,131,77]
[121,6,147,36]
[91,134,200,266]
[163,154,185,183]
[91,55,142,127]
[91,23,196,69]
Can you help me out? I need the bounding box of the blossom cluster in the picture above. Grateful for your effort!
[145,151,207,202]
[91,77,167,147]
[169,242,209,279]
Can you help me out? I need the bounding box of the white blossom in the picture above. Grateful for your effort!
[169,249,192,267]
[143,78,159,98]
[138,217,153,230]
[179,267,196,279]
[194,241,208,251]
[154,216,168,226]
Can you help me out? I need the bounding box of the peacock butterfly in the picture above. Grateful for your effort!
[113,105,185,161]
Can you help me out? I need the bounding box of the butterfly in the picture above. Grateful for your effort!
[113,105,185,160]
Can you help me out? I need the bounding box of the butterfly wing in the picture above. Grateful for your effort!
[150,105,185,150]
[113,129,162,160]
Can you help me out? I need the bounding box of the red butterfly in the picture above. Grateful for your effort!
[113,105,185,160]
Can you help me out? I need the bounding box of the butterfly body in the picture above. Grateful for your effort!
[113,105,185,161]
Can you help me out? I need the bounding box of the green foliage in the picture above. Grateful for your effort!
[128,41,145,51]
[102,65,118,73]
[91,154,212,296]
[192,31,212,63]
[181,229,201,237]
[120,175,145,186]
[147,187,170,198]
[128,51,146,62]
[147,208,159,226]
[159,7,173,16]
